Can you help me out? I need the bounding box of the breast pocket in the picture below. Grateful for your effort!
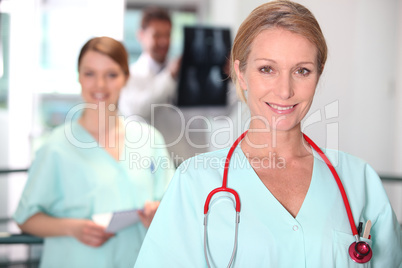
[332,230,372,268]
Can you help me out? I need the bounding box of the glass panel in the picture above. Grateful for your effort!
[37,8,84,94]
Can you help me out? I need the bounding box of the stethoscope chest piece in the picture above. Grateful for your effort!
[349,241,372,263]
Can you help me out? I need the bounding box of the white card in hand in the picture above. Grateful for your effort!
[92,209,141,233]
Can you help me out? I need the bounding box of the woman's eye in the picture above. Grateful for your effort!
[260,66,273,74]
[107,73,118,78]
[296,68,310,76]
[84,72,94,77]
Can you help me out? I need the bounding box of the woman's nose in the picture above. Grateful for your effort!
[274,74,294,100]
[96,76,106,88]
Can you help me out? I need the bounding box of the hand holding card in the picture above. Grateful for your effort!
[92,208,143,233]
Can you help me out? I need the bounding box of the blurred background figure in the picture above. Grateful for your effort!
[12,36,174,268]
[118,5,212,165]
[118,6,181,123]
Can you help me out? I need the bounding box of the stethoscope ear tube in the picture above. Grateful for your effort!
[204,188,241,214]
[204,212,240,268]
[203,131,246,267]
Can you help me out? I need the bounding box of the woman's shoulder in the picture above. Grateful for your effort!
[320,148,381,185]
[37,123,72,148]
[29,123,77,165]
[322,148,370,168]
[165,149,231,202]
[34,121,89,154]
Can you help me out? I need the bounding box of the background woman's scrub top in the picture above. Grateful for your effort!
[14,120,175,268]
[134,146,402,268]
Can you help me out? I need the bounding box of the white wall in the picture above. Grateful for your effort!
[390,0,402,221]
[395,0,402,174]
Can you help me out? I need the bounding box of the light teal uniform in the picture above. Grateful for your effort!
[134,145,402,268]
[14,120,175,268]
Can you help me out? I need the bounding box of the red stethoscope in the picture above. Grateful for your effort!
[203,130,372,267]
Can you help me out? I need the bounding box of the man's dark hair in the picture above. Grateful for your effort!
[141,6,172,30]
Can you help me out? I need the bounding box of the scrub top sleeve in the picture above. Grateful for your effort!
[364,164,402,267]
[13,145,62,224]
[371,202,402,267]
[134,163,205,267]
[150,129,175,201]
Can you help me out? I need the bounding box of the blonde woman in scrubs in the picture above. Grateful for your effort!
[134,1,402,267]
[13,37,175,268]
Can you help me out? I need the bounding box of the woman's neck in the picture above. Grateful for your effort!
[78,106,120,138]
[241,125,311,159]
[79,106,125,160]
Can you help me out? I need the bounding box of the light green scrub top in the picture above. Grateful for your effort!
[134,146,402,268]
[14,120,175,268]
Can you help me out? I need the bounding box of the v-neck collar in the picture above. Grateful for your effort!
[72,121,125,164]
[233,145,317,221]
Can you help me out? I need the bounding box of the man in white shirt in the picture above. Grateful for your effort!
[119,7,240,164]
[119,7,180,123]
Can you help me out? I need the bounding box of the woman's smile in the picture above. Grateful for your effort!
[266,102,297,114]
[91,92,109,101]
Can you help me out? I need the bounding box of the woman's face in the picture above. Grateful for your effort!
[79,50,127,108]
[235,28,320,133]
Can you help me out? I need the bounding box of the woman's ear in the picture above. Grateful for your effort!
[234,60,247,91]
[320,64,325,75]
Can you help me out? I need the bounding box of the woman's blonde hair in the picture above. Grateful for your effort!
[230,0,327,102]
